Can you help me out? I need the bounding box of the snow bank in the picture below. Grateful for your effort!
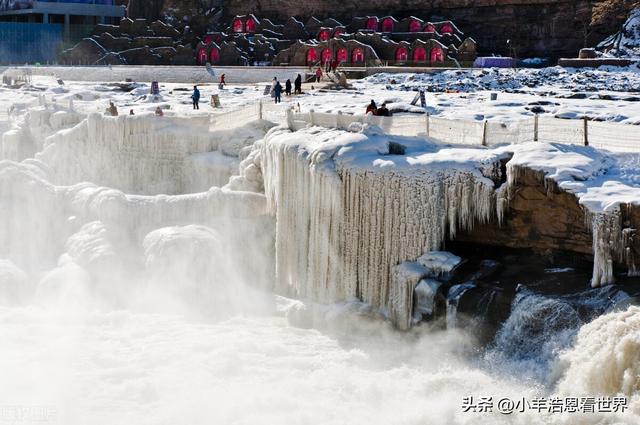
[365,66,640,94]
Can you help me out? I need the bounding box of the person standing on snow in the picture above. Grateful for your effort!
[377,102,391,117]
[270,77,278,98]
[273,80,283,104]
[285,79,292,96]
[191,85,200,110]
[107,101,118,116]
[294,74,302,94]
[365,100,377,115]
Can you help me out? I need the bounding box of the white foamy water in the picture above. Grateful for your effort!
[0,304,523,425]
[1,88,638,425]
[0,300,637,425]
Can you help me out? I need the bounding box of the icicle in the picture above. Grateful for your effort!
[259,129,499,317]
[389,261,427,331]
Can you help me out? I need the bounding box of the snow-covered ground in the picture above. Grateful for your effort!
[3,65,640,125]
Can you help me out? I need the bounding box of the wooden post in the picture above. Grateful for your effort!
[258,101,263,121]
[337,110,342,129]
[534,113,539,142]
[286,107,294,130]
[426,113,430,137]
[583,116,589,146]
[309,109,315,126]
[482,120,488,146]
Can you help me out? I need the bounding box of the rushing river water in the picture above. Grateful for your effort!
[0,287,638,425]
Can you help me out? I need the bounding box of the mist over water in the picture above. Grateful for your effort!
[0,112,638,425]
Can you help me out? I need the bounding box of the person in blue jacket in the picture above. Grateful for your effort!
[273,80,283,104]
[191,85,200,110]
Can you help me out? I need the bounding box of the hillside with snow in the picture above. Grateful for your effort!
[599,8,640,59]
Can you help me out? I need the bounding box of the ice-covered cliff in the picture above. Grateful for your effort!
[257,124,506,314]
[249,123,640,326]
[2,106,273,195]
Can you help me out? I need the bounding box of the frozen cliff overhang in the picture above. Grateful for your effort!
[255,124,640,328]
[259,124,509,311]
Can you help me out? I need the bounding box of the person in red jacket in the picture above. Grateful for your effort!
[315,67,322,83]
[365,100,377,115]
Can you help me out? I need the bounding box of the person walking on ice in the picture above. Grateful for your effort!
[192,85,200,110]
[273,80,283,104]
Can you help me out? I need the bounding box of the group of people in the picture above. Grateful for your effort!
[108,103,165,117]
[105,84,202,117]
[365,100,392,117]
[271,74,303,104]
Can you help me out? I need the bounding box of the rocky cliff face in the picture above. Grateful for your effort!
[223,0,604,58]
[455,166,640,276]
[126,0,165,22]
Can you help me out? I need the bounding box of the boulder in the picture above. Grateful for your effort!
[119,17,134,35]
[150,20,181,38]
[92,24,122,37]
[579,47,597,59]
[118,46,164,65]
[95,32,132,52]
[60,38,108,65]
[131,18,149,37]
[171,45,195,65]
[96,52,127,65]
[130,36,175,49]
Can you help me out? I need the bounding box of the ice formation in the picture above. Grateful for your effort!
[33,113,270,194]
[416,251,463,277]
[413,278,443,319]
[445,283,476,329]
[0,155,268,281]
[0,259,28,304]
[254,124,640,326]
[389,261,428,331]
[258,125,502,324]
[501,142,640,287]
[1,105,83,161]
